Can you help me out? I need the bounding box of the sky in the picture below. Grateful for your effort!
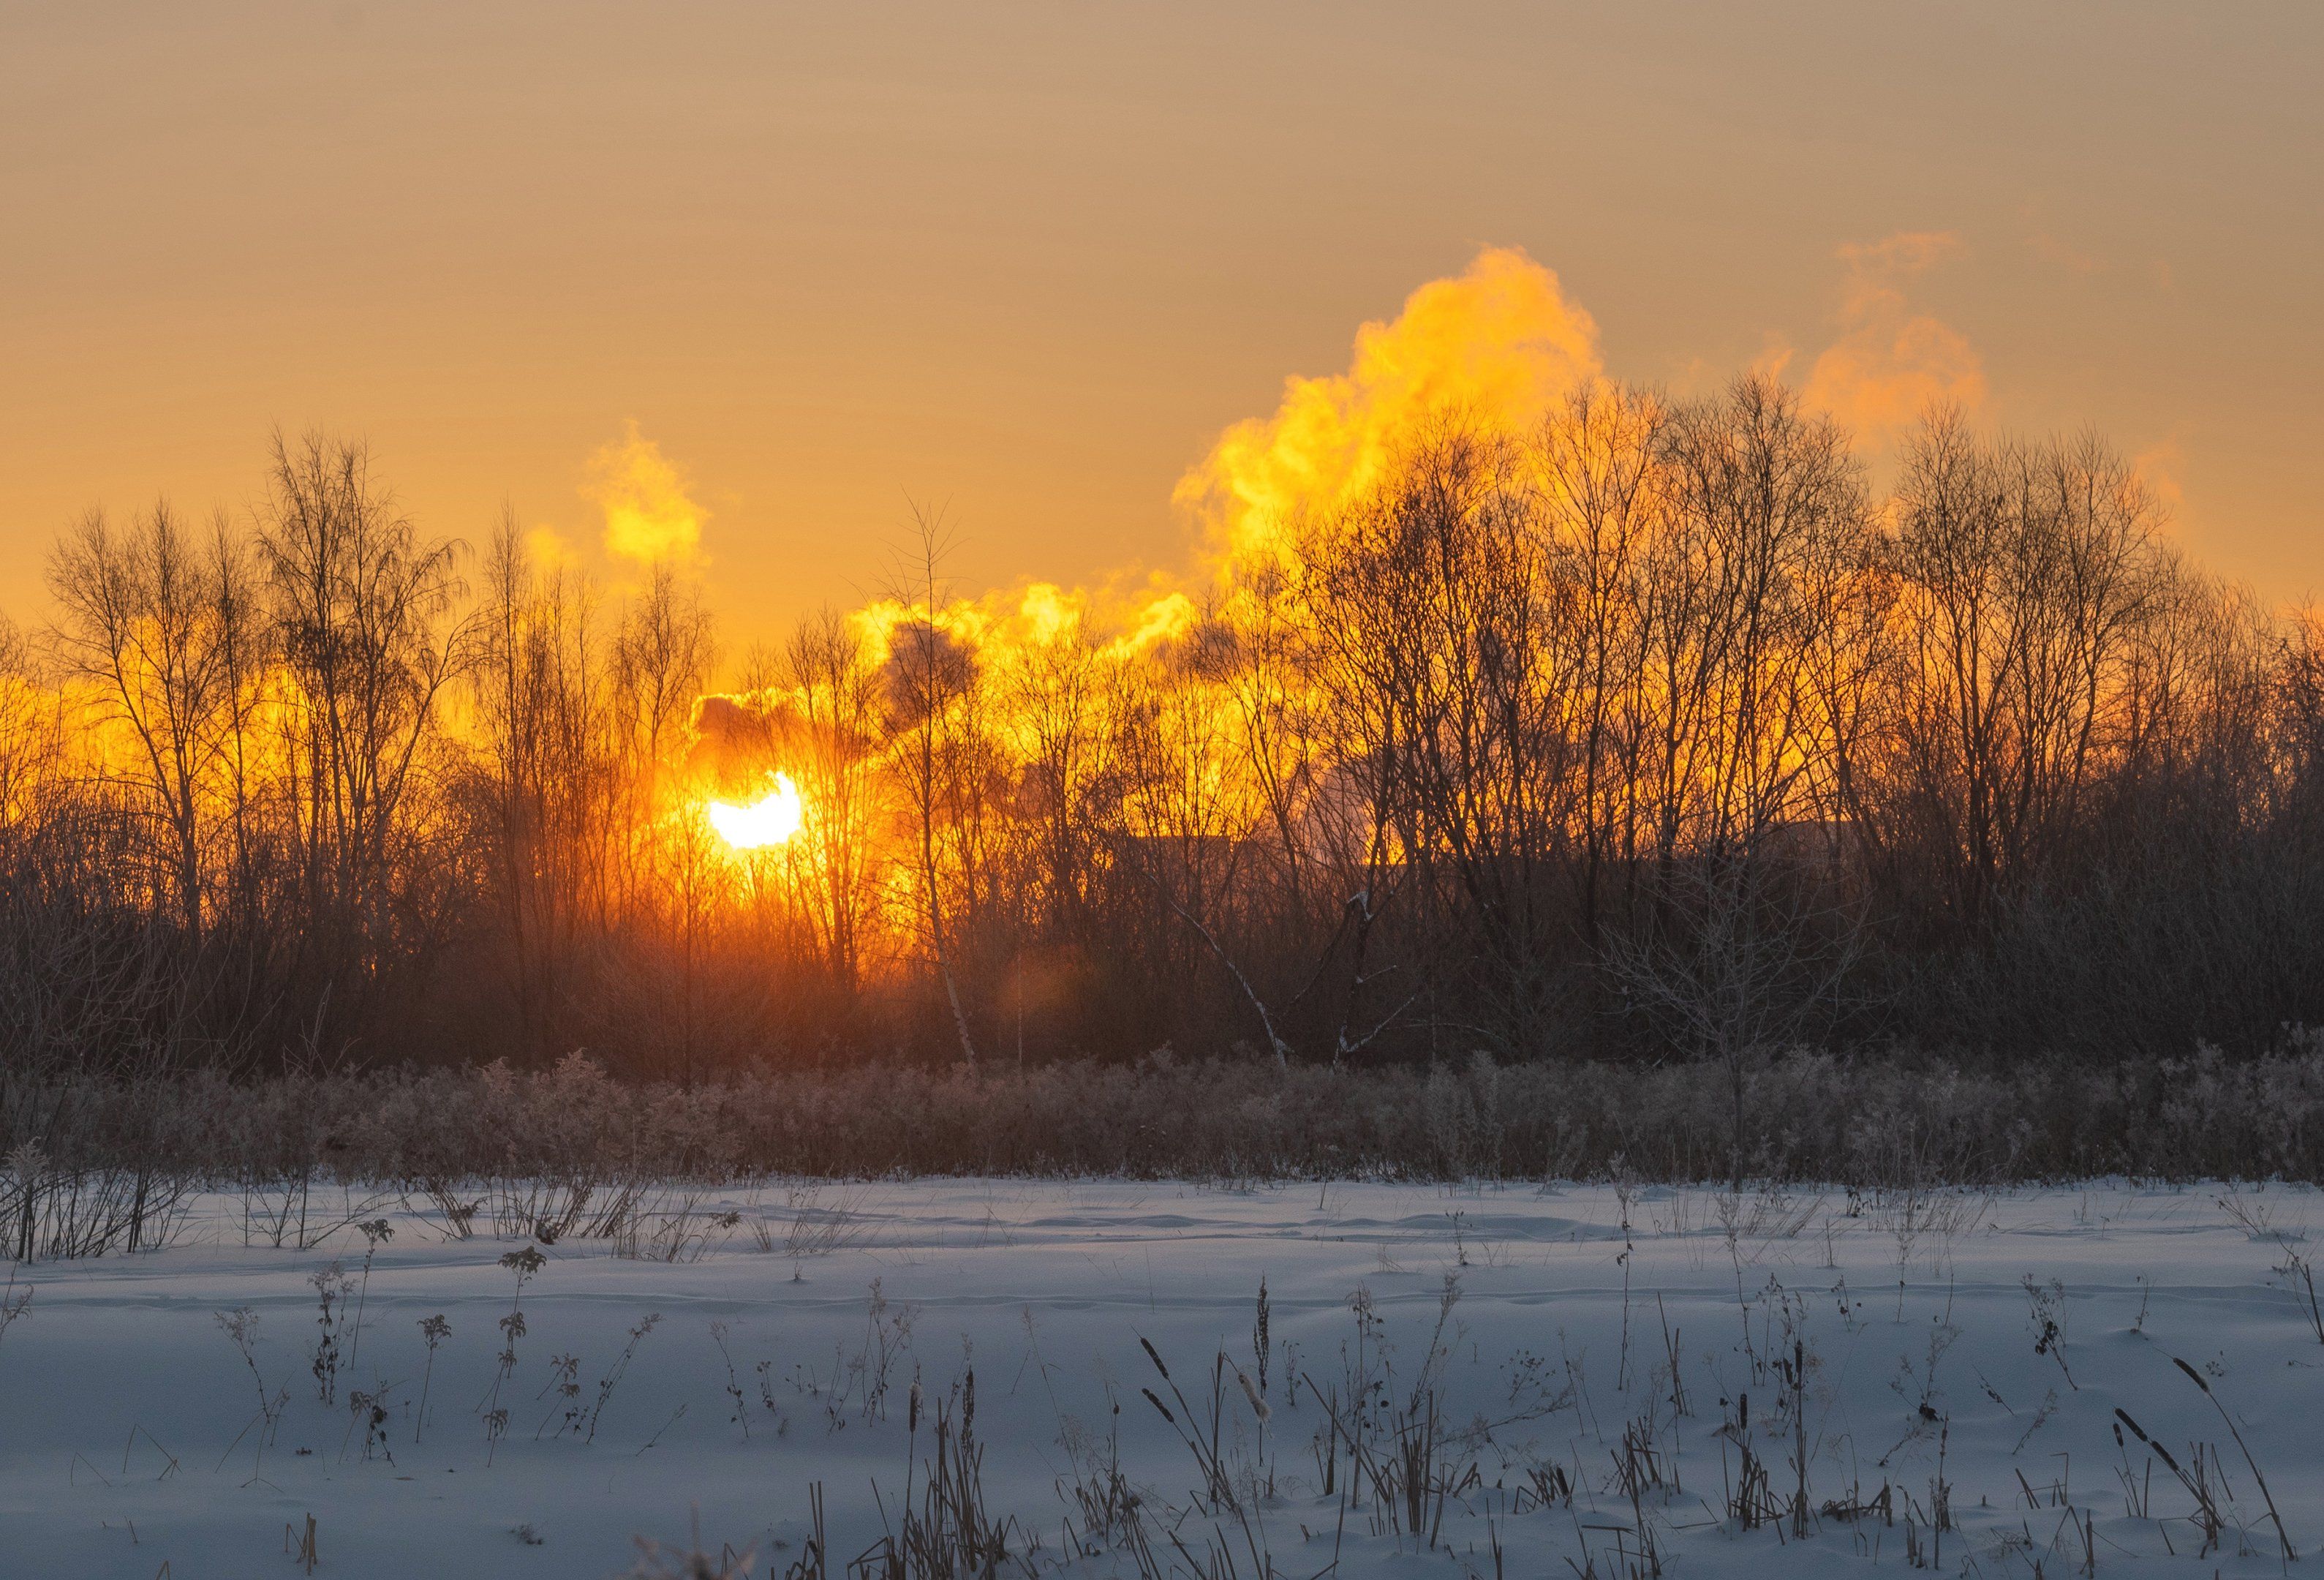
[4,2,2319,646]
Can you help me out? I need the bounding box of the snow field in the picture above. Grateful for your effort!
[1,1179,2319,1577]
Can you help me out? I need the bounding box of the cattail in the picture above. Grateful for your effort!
[1253,1277,1271,1400]
[1139,1336,1170,1380]
[908,1378,922,1433]
[1235,1366,1271,1424]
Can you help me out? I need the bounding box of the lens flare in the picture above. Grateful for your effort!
[706,772,804,851]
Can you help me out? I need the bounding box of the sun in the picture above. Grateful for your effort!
[705,772,804,851]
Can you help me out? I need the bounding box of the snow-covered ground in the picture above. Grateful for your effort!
[4,1178,2321,1577]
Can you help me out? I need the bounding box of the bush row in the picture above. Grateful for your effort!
[8,1043,2324,1187]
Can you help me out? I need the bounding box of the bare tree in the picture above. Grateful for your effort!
[782,609,885,994]
[1606,851,1866,1189]
[48,504,254,945]
[881,507,980,1064]
[1876,414,2165,928]
[257,431,473,1047]
[474,514,612,1063]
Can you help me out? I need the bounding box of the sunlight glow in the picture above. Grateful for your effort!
[706,773,805,851]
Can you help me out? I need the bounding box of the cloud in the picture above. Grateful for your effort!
[583,421,706,568]
[1174,246,1602,567]
[524,524,582,571]
[1803,231,1985,442]
[2134,435,2187,517]
[2029,230,2107,276]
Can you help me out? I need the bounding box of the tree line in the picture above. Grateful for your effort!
[6,381,2322,1081]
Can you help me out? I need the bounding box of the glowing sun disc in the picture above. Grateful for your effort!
[706,773,804,850]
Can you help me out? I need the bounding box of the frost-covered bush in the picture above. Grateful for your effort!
[10,1043,2324,1195]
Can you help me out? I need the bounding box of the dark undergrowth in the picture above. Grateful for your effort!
[10,1041,2324,1193]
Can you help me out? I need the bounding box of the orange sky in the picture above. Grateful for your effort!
[4,3,2320,645]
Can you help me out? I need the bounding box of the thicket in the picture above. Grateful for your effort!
[10,1045,2324,1193]
[4,383,2323,1086]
